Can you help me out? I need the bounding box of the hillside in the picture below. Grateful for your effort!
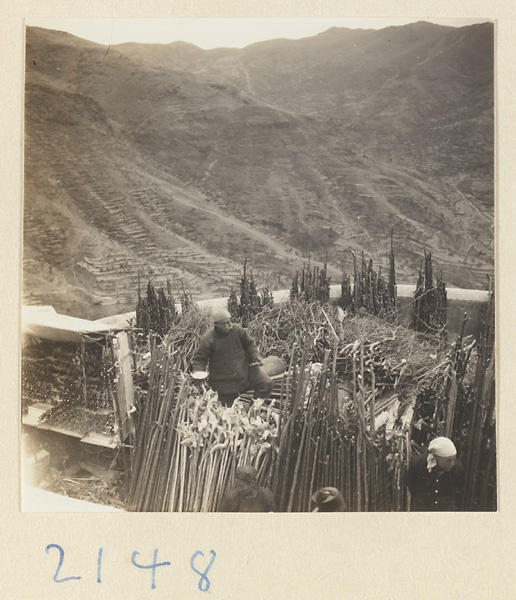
[23,23,494,319]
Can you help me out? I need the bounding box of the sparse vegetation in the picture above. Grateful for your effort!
[23,24,494,318]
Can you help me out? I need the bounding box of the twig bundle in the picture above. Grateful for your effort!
[128,339,281,512]
[460,289,496,510]
[127,289,494,512]
[135,277,197,340]
[247,300,344,363]
[248,300,452,399]
[128,333,417,512]
[269,342,410,512]
[290,258,331,303]
[228,258,274,327]
[340,243,396,317]
[412,250,447,335]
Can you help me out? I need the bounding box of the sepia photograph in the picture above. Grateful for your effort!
[21,17,495,515]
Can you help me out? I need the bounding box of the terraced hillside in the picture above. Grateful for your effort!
[24,23,494,319]
[23,120,312,315]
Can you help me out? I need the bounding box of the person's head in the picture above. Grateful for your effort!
[311,486,346,512]
[234,465,258,495]
[212,308,233,335]
[428,437,457,472]
[357,304,368,317]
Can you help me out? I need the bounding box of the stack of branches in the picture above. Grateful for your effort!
[290,258,331,303]
[227,258,274,327]
[340,248,396,318]
[247,299,344,364]
[132,305,211,397]
[127,337,410,512]
[269,322,480,512]
[248,300,482,509]
[247,299,452,402]
[135,277,195,341]
[269,343,411,512]
[128,270,490,512]
[460,288,496,510]
[136,278,177,339]
[128,343,187,511]
[162,305,212,372]
[127,305,481,512]
[133,277,209,393]
[409,319,477,450]
[407,288,496,512]
[127,340,281,512]
[337,316,447,383]
[412,250,447,336]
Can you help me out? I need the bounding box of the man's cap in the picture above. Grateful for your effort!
[311,486,346,511]
[235,465,257,483]
[212,308,231,323]
[428,437,457,458]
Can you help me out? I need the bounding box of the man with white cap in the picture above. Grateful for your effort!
[407,436,465,511]
[192,308,273,406]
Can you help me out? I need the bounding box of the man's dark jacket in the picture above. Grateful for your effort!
[407,452,465,511]
[192,324,260,395]
[219,487,276,512]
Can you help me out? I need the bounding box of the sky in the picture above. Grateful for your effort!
[25,17,491,49]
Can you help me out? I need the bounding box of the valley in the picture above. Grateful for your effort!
[23,22,494,319]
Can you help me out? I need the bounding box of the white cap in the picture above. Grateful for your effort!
[428,437,457,458]
[212,308,231,323]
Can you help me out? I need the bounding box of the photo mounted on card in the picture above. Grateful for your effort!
[21,17,495,515]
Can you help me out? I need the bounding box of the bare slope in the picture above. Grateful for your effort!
[24,23,494,319]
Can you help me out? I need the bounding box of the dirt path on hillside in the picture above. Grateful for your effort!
[174,195,342,277]
[136,156,342,278]
[455,184,493,228]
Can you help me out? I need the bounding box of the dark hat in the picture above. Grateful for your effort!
[311,486,346,512]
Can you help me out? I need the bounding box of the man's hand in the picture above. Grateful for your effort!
[249,357,263,367]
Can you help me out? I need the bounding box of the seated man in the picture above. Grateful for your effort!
[192,308,273,406]
[407,436,465,511]
[219,465,276,512]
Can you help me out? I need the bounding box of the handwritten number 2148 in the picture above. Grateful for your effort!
[45,544,216,591]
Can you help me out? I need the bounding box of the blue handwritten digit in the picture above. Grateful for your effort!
[45,544,81,583]
[131,550,171,590]
[190,550,216,592]
[97,547,103,583]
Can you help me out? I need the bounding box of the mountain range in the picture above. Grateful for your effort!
[23,22,494,319]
